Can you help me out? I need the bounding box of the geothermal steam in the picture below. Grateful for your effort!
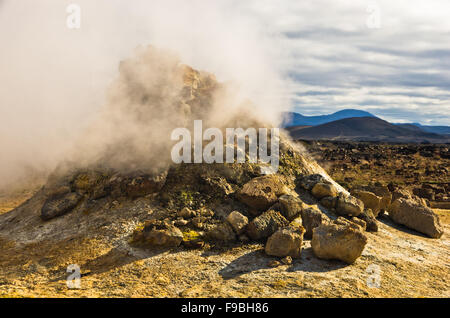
[0,0,288,189]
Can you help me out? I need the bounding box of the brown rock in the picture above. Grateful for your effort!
[132,220,183,247]
[237,175,288,212]
[320,196,337,209]
[352,190,382,217]
[336,193,364,216]
[357,209,378,232]
[265,225,306,258]
[278,194,303,221]
[247,210,289,241]
[389,198,444,238]
[226,211,249,235]
[311,222,368,264]
[206,222,236,242]
[300,207,329,239]
[311,182,338,199]
[41,192,83,221]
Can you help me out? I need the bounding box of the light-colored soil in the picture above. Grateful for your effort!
[0,188,448,298]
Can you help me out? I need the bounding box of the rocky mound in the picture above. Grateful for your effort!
[0,47,444,271]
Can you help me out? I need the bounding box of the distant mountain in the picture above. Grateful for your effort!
[411,123,450,135]
[282,109,375,127]
[286,117,450,143]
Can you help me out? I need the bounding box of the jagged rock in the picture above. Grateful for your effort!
[41,192,83,221]
[226,211,248,235]
[311,182,337,199]
[336,193,364,216]
[125,171,168,199]
[357,209,378,232]
[132,220,183,247]
[311,221,368,264]
[278,194,303,221]
[300,207,329,239]
[298,174,325,191]
[320,196,337,209]
[237,175,288,212]
[246,210,289,241]
[389,198,444,238]
[206,222,236,242]
[265,225,305,258]
[352,190,382,217]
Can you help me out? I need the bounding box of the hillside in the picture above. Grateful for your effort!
[282,109,375,127]
[286,117,450,143]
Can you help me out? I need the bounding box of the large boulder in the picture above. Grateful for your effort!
[41,192,83,221]
[265,225,306,258]
[300,207,329,239]
[246,210,289,241]
[336,193,364,217]
[389,198,444,238]
[352,190,382,217]
[237,175,288,212]
[278,194,304,221]
[311,222,368,264]
[226,211,248,235]
[311,182,338,200]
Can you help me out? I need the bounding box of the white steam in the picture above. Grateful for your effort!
[0,0,289,188]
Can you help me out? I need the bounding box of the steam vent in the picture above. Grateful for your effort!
[0,46,445,298]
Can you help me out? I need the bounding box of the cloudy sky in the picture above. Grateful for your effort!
[239,0,450,125]
[1,0,450,129]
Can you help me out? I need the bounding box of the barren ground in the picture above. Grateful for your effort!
[0,186,448,298]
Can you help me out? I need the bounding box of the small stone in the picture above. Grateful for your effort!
[226,211,249,235]
[178,207,196,219]
[206,223,236,242]
[281,256,293,265]
[174,219,188,227]
[268,260,281,268]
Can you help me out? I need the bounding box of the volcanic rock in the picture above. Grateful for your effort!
[336,193,364,216]
[311,221,368,264]
[41,192,83,221]
[389,198,444,238]
[226,211,248,235]
[300,207,329,239]
[278,194,304,221]
[237,175,289,212]
[246,210,289,241]
[265,225,305,258]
